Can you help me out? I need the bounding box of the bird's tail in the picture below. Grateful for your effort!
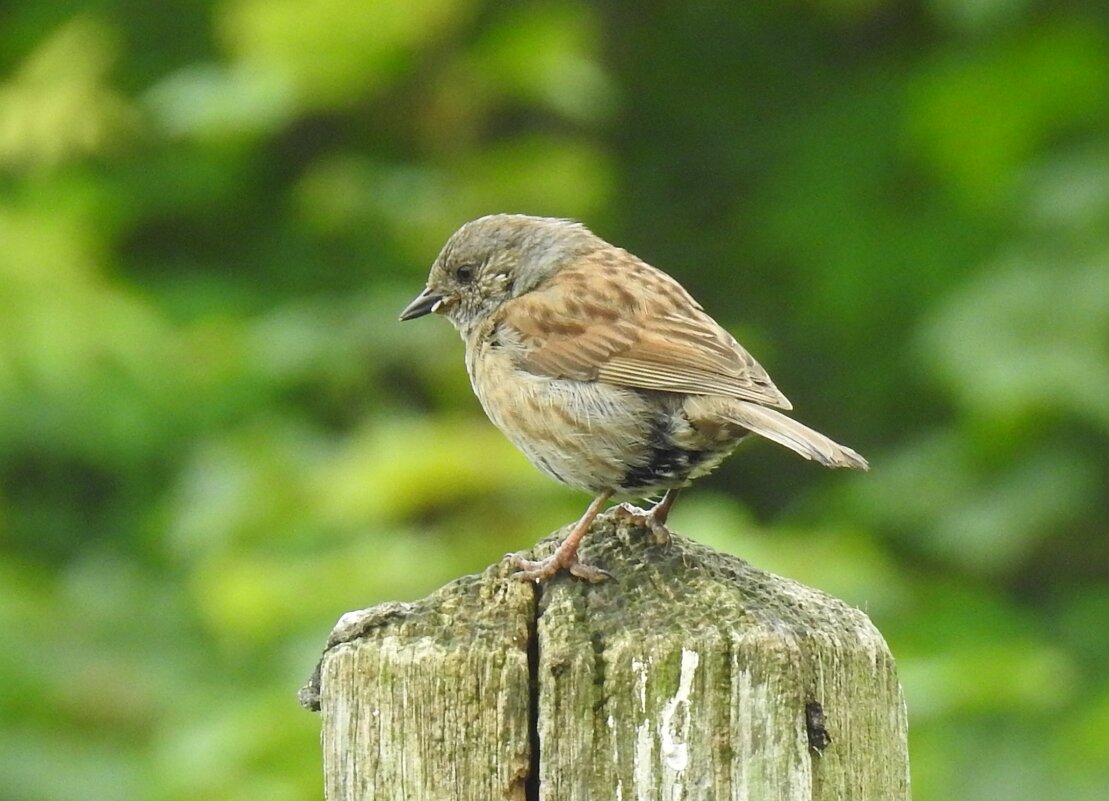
[727,401,869,470]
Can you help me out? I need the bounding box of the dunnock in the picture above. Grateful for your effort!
[401,214,867,583]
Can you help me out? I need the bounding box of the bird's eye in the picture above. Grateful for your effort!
[456,264,476,284]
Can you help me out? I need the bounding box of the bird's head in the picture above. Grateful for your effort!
[400,213,603,335]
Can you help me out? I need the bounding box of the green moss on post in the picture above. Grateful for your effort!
[302,511,910,800]
[299,566,536,800]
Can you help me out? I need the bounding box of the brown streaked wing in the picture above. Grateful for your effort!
[497,258,793,410]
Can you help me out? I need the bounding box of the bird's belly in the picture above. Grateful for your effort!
[467,347,733,496]
[480,371,650,493]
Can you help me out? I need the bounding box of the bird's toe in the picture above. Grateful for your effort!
[507,552,611,584]
[613,502,671,545]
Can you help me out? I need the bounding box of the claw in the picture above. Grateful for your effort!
[568,561,613,583]
[510,552,610,584]
[613,502,671,545]
[506,491,614,584]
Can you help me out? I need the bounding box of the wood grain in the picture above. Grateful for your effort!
[303,511,910,800]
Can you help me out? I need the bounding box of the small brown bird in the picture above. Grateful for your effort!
[401,214,867,583]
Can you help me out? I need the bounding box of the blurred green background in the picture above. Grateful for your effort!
[1,1,1107,799]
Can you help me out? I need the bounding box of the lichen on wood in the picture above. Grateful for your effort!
[302,562,536,800]
[303,510,910,801]
[533,513,910,800]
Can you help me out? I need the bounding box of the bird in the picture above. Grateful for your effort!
[400,214,867,583]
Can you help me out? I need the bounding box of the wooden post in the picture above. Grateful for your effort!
[300,511,911,800]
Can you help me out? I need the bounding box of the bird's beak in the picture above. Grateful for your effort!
[399,287,448,321]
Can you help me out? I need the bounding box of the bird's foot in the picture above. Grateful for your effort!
[509,552,611,584]
[613,502,672,545]
[509,492,614,583]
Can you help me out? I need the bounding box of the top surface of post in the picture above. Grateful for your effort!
[538,511,879,642]
[532,513,909,800]
[304,510,910,801]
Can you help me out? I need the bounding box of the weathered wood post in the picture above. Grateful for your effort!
[300,511,910,800]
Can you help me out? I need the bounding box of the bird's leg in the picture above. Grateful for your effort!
[614,488,680,545]
[649,487,681,527]
[511,491,613,583]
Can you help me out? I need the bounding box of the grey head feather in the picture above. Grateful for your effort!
[445,214,606,297]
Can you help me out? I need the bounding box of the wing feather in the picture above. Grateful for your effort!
[495,250,793,410]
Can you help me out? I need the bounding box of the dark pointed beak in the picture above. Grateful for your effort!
[399,287,447,321]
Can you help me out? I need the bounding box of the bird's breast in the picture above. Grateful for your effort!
[464,331,739,496]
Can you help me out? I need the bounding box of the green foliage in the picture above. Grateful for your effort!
[0,2,1106,799]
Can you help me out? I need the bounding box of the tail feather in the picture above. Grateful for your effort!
[727,402,869,470]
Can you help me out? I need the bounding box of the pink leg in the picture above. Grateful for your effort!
[650,488,681,526]
[615,488,680,544]
[511,491,613,583]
